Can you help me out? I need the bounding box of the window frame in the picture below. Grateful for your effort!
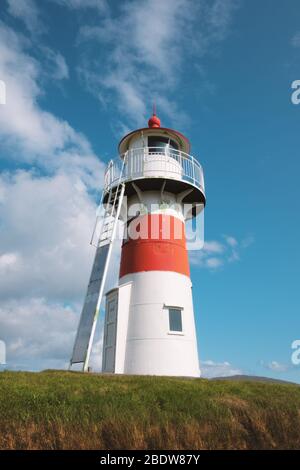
[148,136,179,152]
[164,305,184,335]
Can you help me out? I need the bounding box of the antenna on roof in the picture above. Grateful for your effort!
[153,101,156,116]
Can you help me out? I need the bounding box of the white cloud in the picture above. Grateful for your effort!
[0,20,110,371]
[40,46,69,80]
[0,253,19,270]
[205,257,223,268]
[78,0,238,127]
[0,170,93,371]
[0,171,96,301]
[55,0,107,12]
[224,235,238,247]
[0,296,105,372]
[291,32,300,48]
[89,337,104,372]
[201,360,243,378]
[261,360,290,373]
[6,2,69,79]
[207,0,238,40]
[189,235,253,269]
[241,236,255,248]
[0,22,103,188]
[0,297,77,370]
[203,241,224,254]
[0,169,122,371]
[6,0,43,34]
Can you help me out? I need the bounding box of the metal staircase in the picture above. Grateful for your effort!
[69,172,126,372]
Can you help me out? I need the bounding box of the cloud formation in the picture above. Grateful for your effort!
[0,21,103,187]
[0,297,77,371]
[6,0,43,34]
[291,32,300,47]
[0,171,96,302]
[201,360,243,378]
[260,360,291,373]
[77,0,238,127]
[0,169,121,371]
[54,0,107,13]
[0,9,105,370]
[189,235,253,269]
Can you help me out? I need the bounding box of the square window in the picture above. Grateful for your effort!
[168,308,183,332]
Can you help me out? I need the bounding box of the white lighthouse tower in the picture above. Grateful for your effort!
[70,110,205,377]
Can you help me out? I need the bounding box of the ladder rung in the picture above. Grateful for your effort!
[102,226,114,233]
[102,226,113,234]
[101,229,113,236]
[101,227,113,236]
[100,231,113,240]
[99,239,111,247]
[103,222,114,229]
[102,218,114,225]
[101,233,110,239]
[95,183,124,249]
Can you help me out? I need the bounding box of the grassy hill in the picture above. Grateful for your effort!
[0,370,300,450]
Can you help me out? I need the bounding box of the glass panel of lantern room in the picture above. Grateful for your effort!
[148,136,178,154]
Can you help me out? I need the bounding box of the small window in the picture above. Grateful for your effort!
[168,308,183,332]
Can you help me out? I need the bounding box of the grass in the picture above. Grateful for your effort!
[0,370,299,450]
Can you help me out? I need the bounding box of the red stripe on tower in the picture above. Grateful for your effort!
[119,214,190,278]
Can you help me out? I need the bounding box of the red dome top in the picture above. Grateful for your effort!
[148,113,161,128]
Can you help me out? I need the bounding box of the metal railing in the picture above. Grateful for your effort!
[104,147,205,193]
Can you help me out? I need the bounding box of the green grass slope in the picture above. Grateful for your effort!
[0,370,299,450]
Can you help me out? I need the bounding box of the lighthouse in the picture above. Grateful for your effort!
[70,110,205,377]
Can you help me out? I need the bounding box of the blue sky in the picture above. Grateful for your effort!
[0,0,300,382]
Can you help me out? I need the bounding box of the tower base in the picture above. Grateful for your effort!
[102,271,200,378]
